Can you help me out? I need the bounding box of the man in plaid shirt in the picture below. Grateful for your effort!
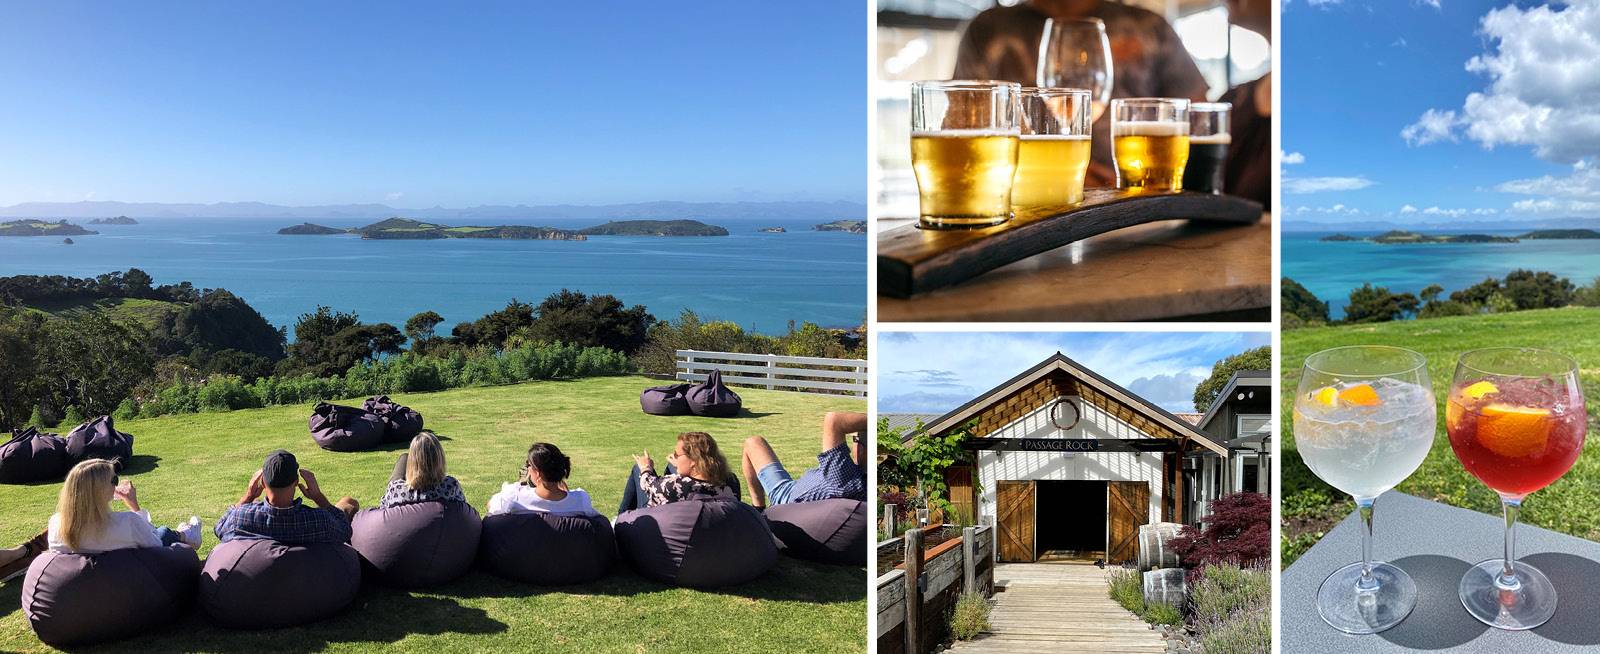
[741,411,868,508]
[215,450,359,544]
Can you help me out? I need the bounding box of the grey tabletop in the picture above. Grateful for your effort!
[1283,491,1600,653]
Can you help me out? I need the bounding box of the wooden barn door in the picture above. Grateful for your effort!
[944,465,975,524]
[1107,481,1150,564]
[996,481,1036,563]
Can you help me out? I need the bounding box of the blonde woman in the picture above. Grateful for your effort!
[47,459,202,553]
[617,431,739,513]
[379,431,465,508]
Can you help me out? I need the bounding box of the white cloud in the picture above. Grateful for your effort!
[1472,208,1499,215]
[1400,204,1418,213]
[1495,160,1600,216]
[1283,176,1376,194]
[1282,151,1306,165]
[1421,206,1467,217]
[1392,37,1409,47]
[1408,0,1600,162]
[1401,108,1460,146]
[1294,203,1364,215]
[1417,0,1441,9]
[1306,0,1344,7]
[385,192,405,201]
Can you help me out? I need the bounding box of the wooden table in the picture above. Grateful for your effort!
[876,212,1271,322]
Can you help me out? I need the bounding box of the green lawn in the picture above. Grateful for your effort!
[24,297,182,330]
[1282,307,1600,567]
[0,375,867,653]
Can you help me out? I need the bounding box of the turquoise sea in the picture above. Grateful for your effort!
[1284,231,1600,318]
[0,217,866,334]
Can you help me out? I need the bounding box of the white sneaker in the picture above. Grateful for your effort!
[180,516,203,548]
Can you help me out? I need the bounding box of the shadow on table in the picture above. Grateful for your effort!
[1378,554,1485,650]
[1524,552,1600,646]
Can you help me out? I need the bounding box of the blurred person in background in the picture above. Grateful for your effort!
[1218,0,1270,207]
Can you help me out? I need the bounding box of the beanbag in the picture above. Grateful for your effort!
[640,383,692,416]
[479,511,615,585]
[765,498,868,566]
[198,539,361,629]
[352,500,481,588]
[0,427,69,484]
[685,370,742,418]
[65,416,134,470]
[22,544,200,647]
[308,402,386,452]
[363,395,424,443]
[615,498,776,587]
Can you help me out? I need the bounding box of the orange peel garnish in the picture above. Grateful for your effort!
[1337,384,1382,407]
[1476,403,1552,458]
[1312,386,1338,407]
[1463,381,1499,400]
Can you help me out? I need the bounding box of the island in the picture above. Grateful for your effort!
[814,219,866,234]
[1318,234,1360,242]
[1368,230,1518,244]
[62,238,74,245]
[0,219,98,237]
[278,222,348,235]
[88,216,138,225]
[575,220,728,237]
[1517,229,1600,239]
[758,227,787,233]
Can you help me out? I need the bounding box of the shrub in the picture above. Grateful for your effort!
[61,406,85,428]
[1169,492,1271,582]
[949,592,990,641]
[28,405,48,428]
[1574,277,1600,307]
[1142,602,1184,626]
[1108,567,1144,613]
[1191,565,1270,654]
[113,398,139,421]
[195,375,261,412]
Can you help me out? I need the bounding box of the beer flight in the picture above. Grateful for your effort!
[1293,346,1587,634]
[908,81,1231,230]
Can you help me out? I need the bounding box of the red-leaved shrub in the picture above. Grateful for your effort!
[1170,492,1270,582]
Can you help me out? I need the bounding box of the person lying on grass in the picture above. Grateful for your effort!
[214,449,358,544]
[741,411,867,509]
[0,459,202,583]
[486,442,600,517]
[617,431,741,513]
[378,431,465,509]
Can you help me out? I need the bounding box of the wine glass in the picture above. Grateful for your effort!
[1293,346,1435,634]
[1037,18,1113,123]
[1446,348,1586,630]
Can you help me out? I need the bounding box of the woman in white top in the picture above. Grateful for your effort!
[486,442,600,517]
[47,459,203,553]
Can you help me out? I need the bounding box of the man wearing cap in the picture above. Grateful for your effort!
[214,450,359,544]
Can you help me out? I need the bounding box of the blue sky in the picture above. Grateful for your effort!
[1284,0,1600,225]
[876,331,1271,415]
[0,2,865,207]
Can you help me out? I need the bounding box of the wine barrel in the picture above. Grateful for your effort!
[1142,568,1188,608]
[1137,522,1184,571]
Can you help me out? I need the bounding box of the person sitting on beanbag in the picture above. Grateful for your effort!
[741,411,867,509]
[617,432,737,513]
[377,432,465,509]
[214,450,358,544]
[487,442,600,517]
[46,459,203,553]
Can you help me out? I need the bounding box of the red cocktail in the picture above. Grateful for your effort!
[1447,375,1586,497]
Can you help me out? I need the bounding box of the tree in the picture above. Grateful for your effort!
[1419,284,1444,304]
[280,307,402,377]
[876,417,976,515]
[1193,346,1271,413]
[1502,269,1574,310]
[404,310,444,343]
[1280,277,1329,325]
[1344,283,1418,323]
[1450,277,1503,307]
[516,290,654,354]
[0,309,47,431]
[168,289,286,361]
[454,300,536,349]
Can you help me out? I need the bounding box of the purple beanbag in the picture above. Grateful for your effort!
[640,383,692,416]
[65,416,134,470]
[22,544,200,647]
[198,539,361,629]
[479,511,615,585]
[765,498,868,566]
[0,427,70,484]
[351,500,481,588]
[614,498,776,587]
[362,395,424,443]
[685,370,742,418]
[308,402,386,452]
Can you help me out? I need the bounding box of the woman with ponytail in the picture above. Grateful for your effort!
[486,442,600,517]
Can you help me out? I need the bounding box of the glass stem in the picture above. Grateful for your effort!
[1500,496,1522,587]
[1356,496,1378,592]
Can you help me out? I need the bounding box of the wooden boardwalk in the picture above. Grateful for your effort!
[945,562,1167,654]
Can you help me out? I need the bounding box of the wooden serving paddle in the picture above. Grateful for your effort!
[877,189,1263,298]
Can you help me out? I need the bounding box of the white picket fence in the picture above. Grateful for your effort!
[674,349,868,397]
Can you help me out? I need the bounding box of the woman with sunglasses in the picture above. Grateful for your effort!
[48,459,202,554]
[616,431,740,514]
[485,442,600,517]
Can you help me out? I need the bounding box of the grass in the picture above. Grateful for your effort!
[1282,306,1600,567]
[1106,567,1181,625]
[0,375,867,653]
[24,297,183,330]
[948,592,990,641]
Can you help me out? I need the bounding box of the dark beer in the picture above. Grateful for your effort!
[1182,133,1230,194]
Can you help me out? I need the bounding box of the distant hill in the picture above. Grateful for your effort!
[278,222,347,235]
[0,219,97,237]
[353,218,584,240]
[0,199,866,221]
[1369,230,1518,244]
[814,219,866,234]
[1518,229,1600,239]
[1319,234,1360,242]
[758,227,786,233]
[576,220,729,237]
[88,216,138,225]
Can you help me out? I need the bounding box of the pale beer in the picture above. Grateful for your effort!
[1011,134,1092,209]
[1112,120,1189,191]
[1182,133,1230,194]
[911,130,1020,228]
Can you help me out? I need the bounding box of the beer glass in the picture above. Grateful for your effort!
[1293,346,1435,634]
[1013,87,1094,210]
[1037,18,1113,123]
[1183,102,1230,194]
[910,81,1021,229]
[1111,98,1189,192]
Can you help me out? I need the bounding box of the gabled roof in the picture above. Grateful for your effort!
[1197,370,1271,432]
[911,352,1228,455]
[880,413,942,435]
